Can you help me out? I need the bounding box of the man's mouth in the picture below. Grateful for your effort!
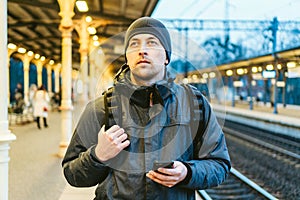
[137,60,150,64]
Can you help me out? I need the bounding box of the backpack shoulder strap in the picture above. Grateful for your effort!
[182,84,211,151]
[102,87,122,131]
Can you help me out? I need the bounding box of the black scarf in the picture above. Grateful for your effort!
[129,85,164,108]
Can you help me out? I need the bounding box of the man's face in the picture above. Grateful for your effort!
[126,34,168,86]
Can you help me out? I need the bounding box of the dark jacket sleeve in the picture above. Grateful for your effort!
[62,98,110,187]
[181,96,231,190]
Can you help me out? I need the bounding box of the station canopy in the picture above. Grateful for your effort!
[8,0,160,68]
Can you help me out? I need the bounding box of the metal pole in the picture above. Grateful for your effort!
[271,17,279,114]
[224,0,230,62]
[273,61,278,114]
[282,66,287,108]
[248,70,253,110]
[184,27,188,78]
[231,76,235,107]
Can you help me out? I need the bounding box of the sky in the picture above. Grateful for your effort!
[152,0,300,21]
[150,0,300,60]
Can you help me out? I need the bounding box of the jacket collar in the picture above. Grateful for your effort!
[114,64,177,108]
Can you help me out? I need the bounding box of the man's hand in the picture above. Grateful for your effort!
[95,125,130,162]
[146,161,188,187]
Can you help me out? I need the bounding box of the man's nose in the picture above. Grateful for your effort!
[138,43,148,56]
[138,51,148,56]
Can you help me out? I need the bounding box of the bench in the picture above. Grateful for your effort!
[8,106,34,125]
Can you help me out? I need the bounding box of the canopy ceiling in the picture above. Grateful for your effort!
[8,0,160,68]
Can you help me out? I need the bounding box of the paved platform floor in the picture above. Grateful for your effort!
[8,102,94,200]
[9,111,67,200]
[59,185,96,200]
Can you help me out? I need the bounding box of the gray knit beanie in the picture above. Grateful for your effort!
[124,17,171,63]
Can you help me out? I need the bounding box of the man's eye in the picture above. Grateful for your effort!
[148,40,158,46]
[129,41,139,47]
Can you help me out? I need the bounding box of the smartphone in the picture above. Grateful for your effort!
[152,161,174,172]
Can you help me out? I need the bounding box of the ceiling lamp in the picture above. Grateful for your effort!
[17,47,26,54]
[93,40,100,46]
[35,54,40,59]
[236,68,244,75]
[202,73,208,79]
[76,1,89,12]
[251,66,258,73]
[92,35,98,40]
[85,16,92,23]
[209,72,216,78]
[27,51,34,56]
[8,43,17,50]
[266,64,274,70]
[287,62,296,68]
[87,27,96,35]
[226,70,233,76]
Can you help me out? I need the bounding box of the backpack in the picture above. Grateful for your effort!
[102,84,210,148]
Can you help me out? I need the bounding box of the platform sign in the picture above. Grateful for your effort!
[287,67,300,78]
[262,70,276,78]
[276,81,285,87]
[233,81,243,87]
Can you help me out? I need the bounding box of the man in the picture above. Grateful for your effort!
[62,17,231,200]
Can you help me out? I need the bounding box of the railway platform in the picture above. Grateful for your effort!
[8,99,299,199]
[8,101,97,200]
[213,100,300,139]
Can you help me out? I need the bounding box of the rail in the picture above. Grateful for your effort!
[198,167,278,200]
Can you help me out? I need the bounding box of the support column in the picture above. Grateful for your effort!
[57,0,75,157]
[74,16,90,102]
[7,49,16,105]
[46,64,53,96]
[88,52,96,99]
[282,65,287,108]
[247,69,253,110]
[0,1,16,200]
[35,60,45,87]
[21,54,34,105]
[273,59,279,114]
[231,71,236,107]
[71,69,79,101]
[54,64,61,93]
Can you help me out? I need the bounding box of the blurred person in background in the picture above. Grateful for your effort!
[28,84,37,111]
[13,82,23,103]
[12,92,25,114]
[33,85,49,129]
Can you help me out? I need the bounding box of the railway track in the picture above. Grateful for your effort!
[197,120,300,199]
[223,121,300,166]
[197,168,277,200]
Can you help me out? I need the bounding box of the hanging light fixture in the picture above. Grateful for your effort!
[76,0,89,12]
